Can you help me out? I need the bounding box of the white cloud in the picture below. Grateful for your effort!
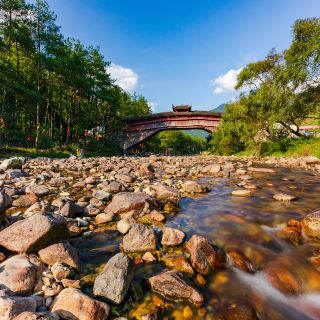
[106,63,138,93]
[148,102,158,113]
[210,67,243,95]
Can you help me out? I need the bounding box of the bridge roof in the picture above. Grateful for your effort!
[124,111,222,123]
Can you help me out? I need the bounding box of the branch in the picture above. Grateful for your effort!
[278,121,303,137]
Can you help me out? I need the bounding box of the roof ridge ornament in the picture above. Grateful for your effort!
[172,104,192,112]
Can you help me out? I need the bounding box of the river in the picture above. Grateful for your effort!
[73,165,320,320]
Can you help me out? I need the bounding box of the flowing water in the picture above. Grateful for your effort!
[73,166,320,319]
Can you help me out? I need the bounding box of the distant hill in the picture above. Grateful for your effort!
[184,129,209,139]
[183,104,226,138]
[210,103,225,112]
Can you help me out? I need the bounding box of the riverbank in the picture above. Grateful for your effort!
[2,137,320,159]
[0,155,320,319]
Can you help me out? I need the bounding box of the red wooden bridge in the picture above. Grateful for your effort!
[123,105,222,150]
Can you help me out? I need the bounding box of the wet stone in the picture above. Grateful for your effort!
[302,211,320,239]
[149,270,204,307]
[273,193,296,201]
[161,227,185,246]
[122,223,157,253]
[186,235,226,275]
[93,253,134,304]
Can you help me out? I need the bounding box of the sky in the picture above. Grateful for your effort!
[39,0,320,113]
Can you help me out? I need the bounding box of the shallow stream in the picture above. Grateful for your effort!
[74,166,320,319]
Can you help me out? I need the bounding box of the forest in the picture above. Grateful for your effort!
[1,1,319,157]
[0,0,150,153]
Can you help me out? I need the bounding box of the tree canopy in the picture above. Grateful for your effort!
[209,18,320,156]
[0,0,150,149]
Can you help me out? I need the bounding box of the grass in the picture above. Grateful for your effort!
[0,144,123,159]
[0,146,71,158]
[268,139,320,158]
[2,138,320,159]
[235,138,320,158]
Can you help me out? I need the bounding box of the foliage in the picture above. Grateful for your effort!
[145,130,207,155]
[209,18,320,156]
[0,0,150,150]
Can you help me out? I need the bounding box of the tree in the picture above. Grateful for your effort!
[209,18,320,156]
[0,0,151,151]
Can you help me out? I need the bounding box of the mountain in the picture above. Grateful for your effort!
[184,130,209,138]
[210,103,225,112]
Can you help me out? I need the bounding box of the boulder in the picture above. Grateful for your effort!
[149,270,204,306]
[161,227,185,246]
[0,255,43,295]
[186,235,225,274]
[117,217,135,234]
[38,241,80,270]
[92,190,111,201]
[26,185,50,197]
[202,164,221,175]
[248,167,275,173]
[0,190,12,208]
[15,312,58,320]
[105,192,150,217]
[95,212,114,224]
[101,181,124,193]
[142,252,156,263]
[93,253,134,304]
[0,157,25,171]
[0,293,36,320]
[51,288,109,320]
[161,254,194,274]
[227,249,256,273]
[59,201,83,218]
[150,210,165,222]
[273,193,296,202]
[122,223,157,253]
[183,181,210,193]
[231,190,252,197]
[51,262,74,282]
[302,211,320,239]
[155,184,180,205]
[0,212,69,253]
[12,194,38,207]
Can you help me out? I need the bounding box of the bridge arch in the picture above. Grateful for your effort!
[123,107,221,150]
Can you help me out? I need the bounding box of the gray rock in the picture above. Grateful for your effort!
[26,184,50,197]
[0,157,25,171]
[95,212,114,224]
[0,292,36,320]
[105,192,150,217]
[149,270,204,306]
[161,227,185,246]
[183,181,210,193]
[302,211,320,239]
[117,217,135,234]
[59,201,83,218]
[15,312,59,320]
[0,254,43,295]
[0,190,12,208]
[51,288,109,320]
[186,235,225,275]
[38,241,80,270]
[93,253,134,304]
[0,212,69,253]
[93,190,111,201]
[202,164,221,174]
[155,184,180,205]
[51,262,74,282]
[122,223,157,253]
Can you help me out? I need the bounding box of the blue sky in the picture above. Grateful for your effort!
[42,0,320,112]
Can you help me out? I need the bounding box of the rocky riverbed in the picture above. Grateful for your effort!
[0,155,320,319]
